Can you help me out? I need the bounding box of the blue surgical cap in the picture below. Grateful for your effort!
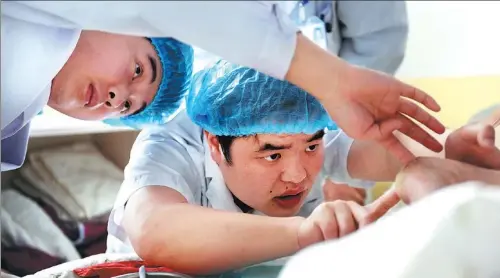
[187,60,337,136]
[103,37,194,129]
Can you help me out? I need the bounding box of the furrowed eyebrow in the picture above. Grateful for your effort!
[148,55,158,84]
[257,143,291,152]
[306,130,325,142]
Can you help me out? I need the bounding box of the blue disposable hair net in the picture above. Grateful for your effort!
[187,60,337,136]
[103,37,194,129]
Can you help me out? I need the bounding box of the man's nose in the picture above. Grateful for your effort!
[105,88,127,109]
[281,158,307,184]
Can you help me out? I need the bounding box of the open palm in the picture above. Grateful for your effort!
[324,65,446,164]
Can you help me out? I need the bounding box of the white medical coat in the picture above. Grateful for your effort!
[1,1,407,171]
[1,13,80,171]
[283,1,408,74]
[0,1,299,171]
[106,111,374,254]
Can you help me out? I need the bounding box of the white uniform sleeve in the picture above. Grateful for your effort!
[322,130,375,189]
[112,114,206,210]
[5,1,299,80]
[107,113,206,249]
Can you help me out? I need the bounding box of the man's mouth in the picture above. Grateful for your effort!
[84,84,97,108]
[273,190,306,209]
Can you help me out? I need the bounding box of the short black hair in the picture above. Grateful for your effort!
[216,135,239,165]
[216,129,325,165]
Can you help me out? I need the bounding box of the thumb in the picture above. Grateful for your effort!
[477,124,496,148]
[458,123,494,147]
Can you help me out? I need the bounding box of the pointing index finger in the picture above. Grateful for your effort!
[366,188,401,221]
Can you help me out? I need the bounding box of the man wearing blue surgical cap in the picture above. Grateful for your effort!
[1,26,193,171]
[105,60,488,274]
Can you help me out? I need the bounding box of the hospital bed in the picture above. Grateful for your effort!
[8,105,500,277]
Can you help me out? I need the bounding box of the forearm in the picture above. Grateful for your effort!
[285,33,348,103]
[126,203,303,275]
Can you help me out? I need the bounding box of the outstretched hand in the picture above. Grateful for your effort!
[325,64,446,164]
[287,35,446,165]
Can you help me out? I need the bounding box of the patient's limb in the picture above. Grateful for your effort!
[394,157,500,204]
[347,122,498,181]
[445,123,500,170]
[384,106,500,204]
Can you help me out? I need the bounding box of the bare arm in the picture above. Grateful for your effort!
[122,186,303,275]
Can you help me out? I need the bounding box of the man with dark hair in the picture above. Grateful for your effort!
[106,61,494,275]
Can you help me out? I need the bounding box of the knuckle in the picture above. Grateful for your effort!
[322,221,339,239]
[331,200,347,207]
[346,200,358,207]
[316,202,331,212]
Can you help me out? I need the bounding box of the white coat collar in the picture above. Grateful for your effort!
[203,139,243,213]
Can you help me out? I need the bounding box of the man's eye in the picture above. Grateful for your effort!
[306,144,319,152]
[133,63,143,79]
[264,153,281,161]
[121,101,131,114]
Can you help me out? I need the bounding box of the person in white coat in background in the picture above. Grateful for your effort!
[1,1,446,172]
[282,0,408,74]
[280,1,409,203]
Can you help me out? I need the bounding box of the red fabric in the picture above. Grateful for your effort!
[73,261,177,278]
[82,222,108,242]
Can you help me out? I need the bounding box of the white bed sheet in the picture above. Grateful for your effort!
[279,181,500,278]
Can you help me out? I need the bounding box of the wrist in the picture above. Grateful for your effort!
[284,216,306,253]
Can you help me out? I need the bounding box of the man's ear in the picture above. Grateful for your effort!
[204,131,223,164]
